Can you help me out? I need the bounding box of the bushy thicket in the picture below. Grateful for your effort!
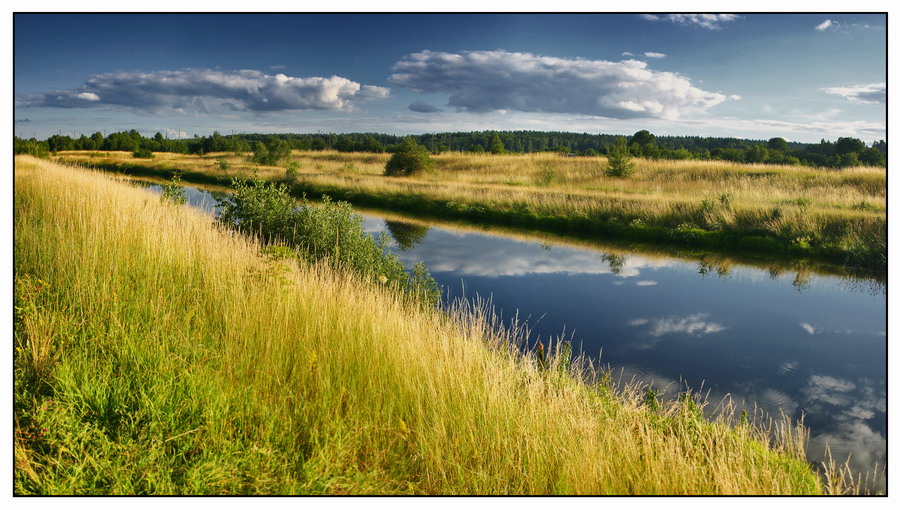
[384,137,434,176]
[14,138,49,158]
[217,177,440,306]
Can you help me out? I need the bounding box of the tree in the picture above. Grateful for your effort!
[489,132,506,154]
[767,137,789,152]
[834,137,866,155]
[746,144,769,164]
[252,138,291,166]
[604,137,635,177]
[860,147,886,167]
[628,130,659,158]
[384,137,434,176]
[629,130,656,147]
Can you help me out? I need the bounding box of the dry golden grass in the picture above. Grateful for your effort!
[15,155,866,494]
[58,150,885,247]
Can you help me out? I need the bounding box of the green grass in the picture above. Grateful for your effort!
[15,156,862,494]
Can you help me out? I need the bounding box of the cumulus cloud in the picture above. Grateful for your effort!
[800,322,816,334]
[16,68,390,114]
[815,19,836,31]
[408,100,443,113]
[641,14,739,30]
[823,83,885,105]
[389,50,734,120]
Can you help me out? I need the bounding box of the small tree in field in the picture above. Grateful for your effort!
[604,136,634,178]
[384,137,434,176]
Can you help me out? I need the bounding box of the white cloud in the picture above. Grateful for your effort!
[815,19,835,31]
[803,374,856,406]
[823,83,886,105]
[674,115,885,142]
[390,50,734,120]
[641,14,740,30]
[76,92,100,101]
[16,68,390,114]
[635,280,658,286]
[800,323,816,334]
[165,128,189,139]
[629,313,727,338]
[643,52,666,59]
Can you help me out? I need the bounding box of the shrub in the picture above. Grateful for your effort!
[384,137,434,176]
[251,138,292,166]
[285,160,300,180]
[133,148,155,159]
[217,177,440,306]
[14,138,50,158]
[160,173,186,205]
[604,137,634,178]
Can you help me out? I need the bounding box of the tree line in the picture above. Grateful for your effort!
[15,128,886,169]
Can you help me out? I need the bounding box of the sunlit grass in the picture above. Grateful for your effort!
[16,156,867,494]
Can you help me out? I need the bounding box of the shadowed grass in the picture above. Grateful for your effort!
[15,156,864,494]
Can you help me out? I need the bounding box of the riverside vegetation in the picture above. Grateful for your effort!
[14,156,868,494]
[56,144,887,272]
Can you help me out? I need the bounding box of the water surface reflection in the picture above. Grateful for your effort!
[361,216,886,488]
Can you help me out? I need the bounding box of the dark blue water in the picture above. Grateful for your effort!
[148,181,887,488]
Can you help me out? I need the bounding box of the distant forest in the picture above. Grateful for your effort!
[15,129,886,169]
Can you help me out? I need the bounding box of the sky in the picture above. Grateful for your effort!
[12,11,888,143]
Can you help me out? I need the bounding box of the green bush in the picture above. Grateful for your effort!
[132,148,155,159]
[385,137,434,176]
[251,139,292,166]
[14,138,50,158]
[285,160,300,180]
[217,177,440,306]
[604,137,634,178]
[160,173,186,205]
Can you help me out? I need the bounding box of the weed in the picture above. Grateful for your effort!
[160,173,187,205]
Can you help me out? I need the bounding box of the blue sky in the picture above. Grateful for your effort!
[13,12,887,143]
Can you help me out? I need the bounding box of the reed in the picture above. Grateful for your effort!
[16,156,858,494]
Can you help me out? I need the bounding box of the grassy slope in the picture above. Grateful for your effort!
[57,149,887,270]
[15,156,839,494]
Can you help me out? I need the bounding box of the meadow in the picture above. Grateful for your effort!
[14,156,864,494]
[57,149,887,271]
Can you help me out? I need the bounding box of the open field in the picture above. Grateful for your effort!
[56,149,887,271]
[15,156,859,494]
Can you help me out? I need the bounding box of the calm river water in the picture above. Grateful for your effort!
[151,182,887,488]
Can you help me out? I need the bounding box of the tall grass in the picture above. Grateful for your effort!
[15,156,857,494]
[56,149,886,270]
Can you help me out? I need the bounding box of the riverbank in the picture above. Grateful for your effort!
[15,156,853,494]
[56,149,886,272]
